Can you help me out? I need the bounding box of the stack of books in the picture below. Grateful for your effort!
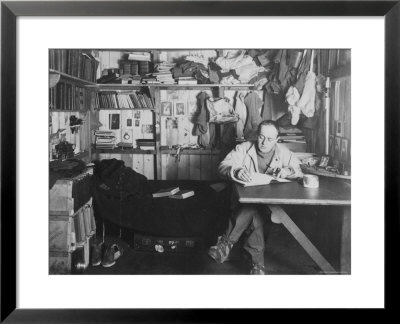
[94,130,116,149]
[154,72,175,84]
[177,77,198,85]
[153,62,176,84]
[141,76,159,84]
[136,139,156,150]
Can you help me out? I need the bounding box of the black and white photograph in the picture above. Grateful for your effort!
[48,48,351,276]
[161,101,172,116]
[175,102,186,116]
[2,2,395,317]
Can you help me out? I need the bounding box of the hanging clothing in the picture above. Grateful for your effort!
[285,86,301,125]
[234,91,247,139]
[192,92,210,147]
[297,71,316,118]
[243,92,263,140]
[206,98,239,124]
[262,91,287,121]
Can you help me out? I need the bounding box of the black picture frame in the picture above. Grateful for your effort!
[1,0,399,322]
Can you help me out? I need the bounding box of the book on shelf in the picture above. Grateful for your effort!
[152,187,180,198]
[138,146,155,151]
[233,172,291,187]
[128,52,151,62]
[168,190,195,199]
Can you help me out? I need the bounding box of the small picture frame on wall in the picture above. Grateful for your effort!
[109,114,120,130]
[335,120,344,137]
[329,134,334,156]
[341,138,349,161]
[161,101,172,116]
[175,102,186,116]
[334,136,341,159]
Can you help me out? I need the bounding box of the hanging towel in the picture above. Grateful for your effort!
[234,91,247,139]
[243,92,263,140]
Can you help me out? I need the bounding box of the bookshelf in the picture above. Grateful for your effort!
[49,49,278,180]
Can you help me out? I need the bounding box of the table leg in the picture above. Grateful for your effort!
[340,206,351,274]
[269,205,337,274]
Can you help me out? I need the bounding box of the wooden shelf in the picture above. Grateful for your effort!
[90,83,255,91]
[49,69,96,86]
[161,148,221,155]
[49,109,86,113]
[95,108,155,111]
[93,148,156,155]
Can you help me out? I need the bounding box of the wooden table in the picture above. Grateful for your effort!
[234,177,351,274]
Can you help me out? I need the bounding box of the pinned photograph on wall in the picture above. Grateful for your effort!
[341,138,349,161]
[142,124,154,134]
[335,120,344,137]
[109,113,120,130]
[329,135,334,156]
[334,136,341,159]
[175,102,186,116]
[134,111,141,119]
[127,118,132,127]
[161,101,172,116]
[135,120,140,127]
[121,130,133,144]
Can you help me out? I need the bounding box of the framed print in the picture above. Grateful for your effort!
[335,120,344,137]
[161,101,172,116]
[174,102,186,116]
[2,0,399,321]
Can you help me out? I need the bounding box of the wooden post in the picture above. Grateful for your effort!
[154,87,162,179]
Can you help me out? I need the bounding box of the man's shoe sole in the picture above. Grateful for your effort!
[102,261,116,268]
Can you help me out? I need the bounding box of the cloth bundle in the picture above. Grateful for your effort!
[285,71,316,125]
[206,98,239,124]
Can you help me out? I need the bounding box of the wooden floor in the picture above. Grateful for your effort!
[83,223,322,275]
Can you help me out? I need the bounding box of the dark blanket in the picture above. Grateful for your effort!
[91,159,231,241]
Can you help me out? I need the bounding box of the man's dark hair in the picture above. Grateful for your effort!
[257,120,279,135]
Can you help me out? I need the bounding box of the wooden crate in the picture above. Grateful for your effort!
[49,168,93,216]
[49,199,95,274]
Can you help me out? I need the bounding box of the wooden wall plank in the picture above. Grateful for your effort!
[166,154,179,180]
[131,154,144,175]
[120,153,133,169]
[177,154,190,180]
[211,155,222,180]
[200,154,212,180]
[161,154,168,180]
[189,155,201,180]
[143,154,155,180]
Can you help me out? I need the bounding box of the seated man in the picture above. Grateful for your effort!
[208,120,303,274]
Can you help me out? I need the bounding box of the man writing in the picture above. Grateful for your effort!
[208,120,303,274]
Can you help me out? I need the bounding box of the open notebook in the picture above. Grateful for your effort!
[233,172,291,187]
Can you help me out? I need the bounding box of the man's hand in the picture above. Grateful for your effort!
[275,167,292,179]
[235,168,252,182]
